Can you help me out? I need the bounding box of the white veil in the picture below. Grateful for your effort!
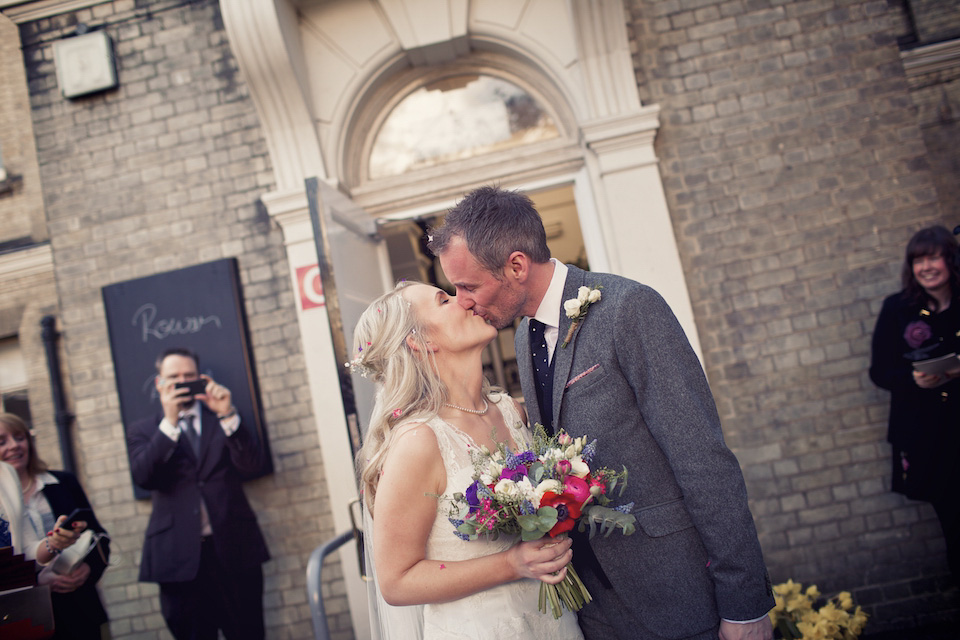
[363,503,424,640]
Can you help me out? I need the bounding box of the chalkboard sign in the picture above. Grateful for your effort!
[103,258,272,499]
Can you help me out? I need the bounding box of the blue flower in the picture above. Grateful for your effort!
[520,500,536,515]
[581,440,597,463]
[615,502,634,514]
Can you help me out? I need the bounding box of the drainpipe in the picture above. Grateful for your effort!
[40,315,76,474]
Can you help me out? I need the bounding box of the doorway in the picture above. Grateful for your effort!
[377,184,587,399]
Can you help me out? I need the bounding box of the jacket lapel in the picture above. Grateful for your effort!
[551,266,586,428]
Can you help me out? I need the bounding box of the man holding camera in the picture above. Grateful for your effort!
[126,347,269,640]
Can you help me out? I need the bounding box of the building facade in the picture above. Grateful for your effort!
[0,0,957,638]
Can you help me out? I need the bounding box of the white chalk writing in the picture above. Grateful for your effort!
[132,303,222,342]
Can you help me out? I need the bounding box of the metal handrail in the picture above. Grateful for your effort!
[306,530,354,640]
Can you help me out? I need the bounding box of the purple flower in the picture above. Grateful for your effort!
[499,465,528,482]
[465,481,482,512]
[904,320,932,349]
[506,450,536,467]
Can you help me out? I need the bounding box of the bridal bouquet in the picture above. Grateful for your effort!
[448,424,635,619]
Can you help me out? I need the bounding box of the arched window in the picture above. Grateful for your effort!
[367,74,560,179]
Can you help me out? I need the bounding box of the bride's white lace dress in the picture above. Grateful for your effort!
[417,392,583,640]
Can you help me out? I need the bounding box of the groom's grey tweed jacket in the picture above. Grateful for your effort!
[516,264,773,640]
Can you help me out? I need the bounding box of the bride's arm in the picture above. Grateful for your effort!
[374,423,572,607]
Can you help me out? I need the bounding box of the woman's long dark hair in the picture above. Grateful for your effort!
[902,225,960,310]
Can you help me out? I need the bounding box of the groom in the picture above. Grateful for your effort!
[429,186,774,640]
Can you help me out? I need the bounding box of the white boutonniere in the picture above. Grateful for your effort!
[561,285,602,348]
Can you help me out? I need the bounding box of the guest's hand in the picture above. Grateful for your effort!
[158,376,192,424]
[719,617,773,640]
[49,562,91,593]
[50,515,87,551]
[196,375,233,417]
[913,370,947,389]
[508,537,573,585]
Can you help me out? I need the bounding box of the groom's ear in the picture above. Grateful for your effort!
[505,251,530,283]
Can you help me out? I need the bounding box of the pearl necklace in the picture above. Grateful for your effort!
[444,398,489,415]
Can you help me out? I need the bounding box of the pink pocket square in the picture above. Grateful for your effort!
[565,364,600,389]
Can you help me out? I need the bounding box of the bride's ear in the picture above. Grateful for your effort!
[406,333,438,353]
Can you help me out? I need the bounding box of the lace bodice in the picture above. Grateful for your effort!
[418,393,583,640]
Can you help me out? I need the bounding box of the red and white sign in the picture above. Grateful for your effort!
[297,264,325,310]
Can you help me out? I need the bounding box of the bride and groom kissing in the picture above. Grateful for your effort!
[353,186,774,640]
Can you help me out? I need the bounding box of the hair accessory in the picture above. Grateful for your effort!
[392,409,403,418]
[444,398,489,415]
[345,355,373,378]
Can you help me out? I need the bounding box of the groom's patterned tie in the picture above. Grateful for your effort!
[529,319,555,433]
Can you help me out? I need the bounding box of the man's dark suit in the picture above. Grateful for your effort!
[516,264,773,640]
[127,406,269,639]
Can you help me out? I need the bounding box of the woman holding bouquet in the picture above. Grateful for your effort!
[869,225,960,580]
[353,281,582,639]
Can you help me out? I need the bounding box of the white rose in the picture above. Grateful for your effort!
[569,456,590,478]
[534,479,563,502]
[577,286,591,302]
[588,289,602,304]
[564,298,582,318]
[516,476,536,500]
[494,478,522,500]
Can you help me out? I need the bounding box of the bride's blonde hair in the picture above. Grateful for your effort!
[353,281,498,512]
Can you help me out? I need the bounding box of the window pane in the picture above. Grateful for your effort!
[369,75,559,179]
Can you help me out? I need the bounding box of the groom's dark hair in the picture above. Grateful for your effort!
[428,186,551,278]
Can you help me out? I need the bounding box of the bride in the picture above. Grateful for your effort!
[353,281,583,639]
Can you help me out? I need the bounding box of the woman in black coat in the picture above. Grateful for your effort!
[0,413,110,639]
[869,225,960,580]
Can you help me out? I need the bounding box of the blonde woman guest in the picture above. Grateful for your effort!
[0,413,107,639]
[354,281,582,640]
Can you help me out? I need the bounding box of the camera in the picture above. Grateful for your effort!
[175,379,207,397]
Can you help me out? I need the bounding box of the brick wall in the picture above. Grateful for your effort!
[18,1,349,638]
[0,15,47,243]
[907,0,960,44]
[904,60,960,233]
[627,0,957,632]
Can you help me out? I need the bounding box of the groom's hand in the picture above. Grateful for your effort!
[719,617,773,640]
[508,538,573,584]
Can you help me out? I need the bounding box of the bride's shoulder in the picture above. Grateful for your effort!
[383,421,442,466]
[488,392,527,424]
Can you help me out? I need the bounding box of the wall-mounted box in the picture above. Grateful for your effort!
[52,31,117,99]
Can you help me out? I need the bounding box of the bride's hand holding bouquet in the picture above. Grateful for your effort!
[448,425,636,618]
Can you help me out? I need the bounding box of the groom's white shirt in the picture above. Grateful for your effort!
[531,259,566,363]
